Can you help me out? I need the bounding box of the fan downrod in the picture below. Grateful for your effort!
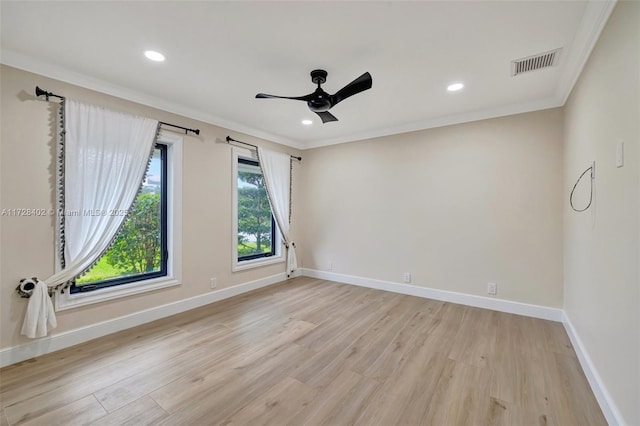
[310,69,327,85]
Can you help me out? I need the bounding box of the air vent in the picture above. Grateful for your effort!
[511,48,561,76]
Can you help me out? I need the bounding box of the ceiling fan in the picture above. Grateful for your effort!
[256,69,372,123]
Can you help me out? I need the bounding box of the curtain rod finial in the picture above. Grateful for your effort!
[35,86,50,101]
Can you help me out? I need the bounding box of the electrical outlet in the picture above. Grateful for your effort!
[403,272,411,283]
[327,261,332,271]
[210,277,217,289]
[487,282,497,295]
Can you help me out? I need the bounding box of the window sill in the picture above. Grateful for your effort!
[232,254,284,272]
[55,275,180,311]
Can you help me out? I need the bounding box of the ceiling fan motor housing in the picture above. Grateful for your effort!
[308,70,332,112]
[308,89,332,112]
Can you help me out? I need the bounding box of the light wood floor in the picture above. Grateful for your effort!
[1,277,605,426]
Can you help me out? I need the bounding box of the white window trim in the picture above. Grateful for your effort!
[231,147,284,272]
[55,131,183,311]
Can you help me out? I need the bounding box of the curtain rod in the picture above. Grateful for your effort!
[158,122,200,135]
[226,136,302,161]
[35,86,201,136]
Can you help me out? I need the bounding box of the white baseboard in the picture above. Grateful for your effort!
[562,313,625,426]
[0,271,294,368]
[302,268,563,322]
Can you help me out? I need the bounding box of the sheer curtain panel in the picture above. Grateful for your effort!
[20,99,159,338]
[257,147,298,277]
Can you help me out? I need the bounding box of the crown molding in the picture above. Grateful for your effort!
[302,96,564,149]
[1,1,615,151]
[304,0,617,150]
[556,0,617,105]
[0,49,304,150]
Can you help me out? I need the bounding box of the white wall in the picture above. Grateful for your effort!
[0,65,303,351]
[299,108,564,308]
[563,2,640,425]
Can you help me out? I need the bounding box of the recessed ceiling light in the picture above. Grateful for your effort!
[144,50,165,62]
[447,83,464,92]
[301,119,313,125]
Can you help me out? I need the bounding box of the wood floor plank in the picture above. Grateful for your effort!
[484,397,518,426]
[490,312,552,422]
[448,306,498,368]
[89,396,168,426]
[93,324,232,412]
[220,377,317,426]
[152,345,310,425]
[291,370,379,426]
[231,332,316,377]
[290,298,391,388]
[3,325,219,423]
[1,326,188,409]
[294,290,395,353]
[342,295,425,375]
[0,324,184,401]
[517,316,550,357]
[545,351,607,426]
[0,277,606,426]
[149,364,242,415]
[0,340,118,389]
[422,359,493,426]
[17,395,106,426]
[293,285,357,325]
[354,338,450,425]
[151,341,313,424]
[361,300,443,381]
[542,320,577,356]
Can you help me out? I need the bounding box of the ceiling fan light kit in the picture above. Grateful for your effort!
[256,69,372,123]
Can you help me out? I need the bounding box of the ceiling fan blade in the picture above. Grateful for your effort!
[315,111,339,123]
[331,72,372,106]
[255,93,314,101]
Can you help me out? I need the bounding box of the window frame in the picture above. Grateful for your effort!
[231,147,283,272]
[55,131,183,311]
[236,158,277,262]
[69,144,169,293]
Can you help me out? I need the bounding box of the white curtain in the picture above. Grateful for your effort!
[257,147,298,277]
[21,99,159,338]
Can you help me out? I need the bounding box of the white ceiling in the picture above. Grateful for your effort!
[1,1,614,149]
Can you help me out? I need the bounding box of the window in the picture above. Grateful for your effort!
[232,148,283,271]
[56,132,183,310]
[237,158,276,261]
[71,145,167,292]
